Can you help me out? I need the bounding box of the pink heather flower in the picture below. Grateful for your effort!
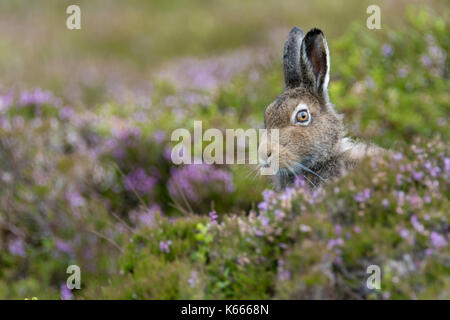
[354,188,371,203]
[399,228,410,239]
[410,215,425,233]
[209,210,218,224]
[188,271,198,288]
[407,194,421,209]
[59,106,75,120]
[299,224,311,233]
[274,210,285,220]
[262,189,275,202]
[66,191,86,208]
[167,164,234,203]
[259,215,270,227]
[277,259,291,281]
[153,130,166,144]
[412,171,424,181]
[19,88,62,107]
[444,158,450,175]
[257,201,268,212]
[382,44,393,57]
[8,238,26,257]
[123,168,157,195]
[60,284,74,300]
[280,187,295,202]
[397,67,408,78]
[294,176,306,188]
[353,226,361,234]
[393,152,403,161]
[395,191,405,207]
[159,240,172,253]
[430,232,447,249]
[55,239,73,254]
[327,238,344,249]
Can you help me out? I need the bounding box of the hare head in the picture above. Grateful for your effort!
[258,27,361,189]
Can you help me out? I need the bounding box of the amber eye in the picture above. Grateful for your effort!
[296,110,310,124]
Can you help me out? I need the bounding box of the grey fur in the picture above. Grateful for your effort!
[283,26,304,88]
[260,27,385,190]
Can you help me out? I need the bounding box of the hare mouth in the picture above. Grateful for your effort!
[277,160,326,189]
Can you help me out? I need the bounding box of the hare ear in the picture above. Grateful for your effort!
[283,26,304,89]
[300,28,330,97]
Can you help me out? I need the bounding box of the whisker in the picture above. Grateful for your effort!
[290,160,326,182]
[287,164,317,189]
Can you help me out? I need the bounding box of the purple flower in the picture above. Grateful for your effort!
[399,228,410,239]
[257,201,268,212]
[354,188,371,203]
[430,232,447,249]
[411,171,424,181]
[262,189,275,202]
[209,210,218,224]
[123,168,157,195]
[382,44,393,57]
[60,284,74,300]
[55,239,73,254]
[259,215,270,227]
[0,92,14,111]
[66,190,86,207]
[393,152,403,161]
[188,271,198,288]
[410,215,425,233]
[8,238,26,257]
[395,190,405,207]
[444,158,450,175]
[299,224,311,232]
[274,210,285,220]
[19,88,62,107]
[397,68,408,78]
[153,130,166,144]
[421,55,432,67]
[167,164,234,203]
[407,194,421,209]
[277,260,291,281]
[159,240,172,253]
[131,204,161,227]
[59,106,75,120]
[294,176,306,188]
[382,199,390,208]
[327,238,344,249]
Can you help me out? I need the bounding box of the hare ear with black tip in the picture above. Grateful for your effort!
[283,26,304,89]
[300,28,330,98]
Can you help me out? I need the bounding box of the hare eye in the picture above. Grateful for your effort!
[295,109,310,125]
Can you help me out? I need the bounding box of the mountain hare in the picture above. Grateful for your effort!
[258,27,384,189]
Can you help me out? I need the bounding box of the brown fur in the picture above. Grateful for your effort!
[258,27,384,189]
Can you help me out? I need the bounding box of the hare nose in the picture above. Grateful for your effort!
[258,142,272,167]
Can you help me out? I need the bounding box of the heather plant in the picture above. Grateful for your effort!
[90,138,448,299]
[0,4,448,300]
